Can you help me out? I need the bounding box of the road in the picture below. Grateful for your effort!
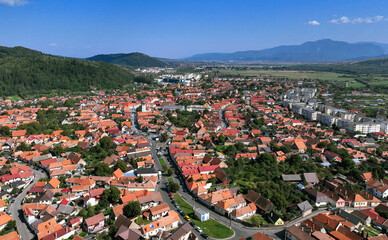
[8,167,47,240]
[219,104,230,129]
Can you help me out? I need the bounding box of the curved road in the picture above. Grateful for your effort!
[9,167,47,240]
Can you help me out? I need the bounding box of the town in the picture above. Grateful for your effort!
[0,66,387,240]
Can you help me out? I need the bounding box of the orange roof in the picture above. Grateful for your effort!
[48,177,60,189]
[0,212,14,226]
[12,130,27,138]
[112,168,124,179]
[0,231,20,240]
[142,211,180,233]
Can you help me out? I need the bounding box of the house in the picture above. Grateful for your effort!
[267,211,284,225]
[303,187,328,207]
[245,190,274,214]
[141,211,181,238]
[82,213,105,233]
[0,231,20,240]
[148,203,170,221]
[297,201,313,217]
[231,203,257,220]
[0,212,14,231]
[282,174,302,183]
[136,167,158,177]
[303,173,319,185]
[194,208,209,222]
[115,226,143,240]
[0,200,7,212]
[166,222,193,240]
[366,179,388,199]
[285,225,314,240]
[0,192,10,201]
[44,177,61,189]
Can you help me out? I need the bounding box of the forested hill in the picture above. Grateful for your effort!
[87,52,168,67]
[0,46,134,97]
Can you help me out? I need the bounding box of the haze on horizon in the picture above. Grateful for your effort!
[1,0,388,59]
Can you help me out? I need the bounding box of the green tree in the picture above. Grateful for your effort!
[94,163,111,176]
[0,126,11,137]
[16,142,31,151]
[169,180,180,193]
[100,136,113,150]
[123,201,141,218]
[113,161,128,172]
[103,186,121,203]
[137,176,144,183]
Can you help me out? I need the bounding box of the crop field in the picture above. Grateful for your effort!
[218,69,355,81]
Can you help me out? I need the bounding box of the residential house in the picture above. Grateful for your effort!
[82,213,105,233]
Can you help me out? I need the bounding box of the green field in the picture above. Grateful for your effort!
[7,95,21,101]
[173,193,234,239]
[159,157,165,165]
[219,69,355,81]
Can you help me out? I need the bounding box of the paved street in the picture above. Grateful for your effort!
[8,167,47,240]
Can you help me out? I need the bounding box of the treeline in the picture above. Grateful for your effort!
[0,46,135,97]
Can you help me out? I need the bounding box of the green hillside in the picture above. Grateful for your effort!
[87,52,167,67]
[0,46,134,97]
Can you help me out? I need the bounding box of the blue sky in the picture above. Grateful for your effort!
[1,0,388,58]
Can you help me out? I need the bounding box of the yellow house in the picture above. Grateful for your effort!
[268,211,284,225]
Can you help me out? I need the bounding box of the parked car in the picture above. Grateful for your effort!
[169,193,173,198]
[195,226,203,233]
[184,215,191,221]
[201,233,209,239]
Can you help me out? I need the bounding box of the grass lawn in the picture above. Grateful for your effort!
[245,215,268,227]
[215,145,228,152]
[364,226,381,237]
[173,193,234,239]
[7,95,21,101]
[159,157,165,165]
[135,217,152,226]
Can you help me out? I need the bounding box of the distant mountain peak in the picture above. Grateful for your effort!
[185,39,386,63]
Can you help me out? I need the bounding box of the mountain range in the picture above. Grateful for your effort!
[185,39,388,63]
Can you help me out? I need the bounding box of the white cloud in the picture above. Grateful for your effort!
[0,0,29,6]
[308,20,320,26]
[49,43,58,47]
[330,15,386,24]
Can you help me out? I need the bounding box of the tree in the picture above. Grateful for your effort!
[96,231,112,240]
[108,225,119,239]
[52,145,65,156]
[123,201,141,218]
[4,220,16,231]
[0,126,11,137]
[160,132,169,142]
[94,163,111,176]
[286,154,303,167]
[137,176,143,183]
[16,142,31,151]
[103,186,121,203]
[113,161,128,172]
[169,181,180,193]
[166,168,174,176]
[64,98,77,108]
[218,134,225,145]
[100,136,113,150]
